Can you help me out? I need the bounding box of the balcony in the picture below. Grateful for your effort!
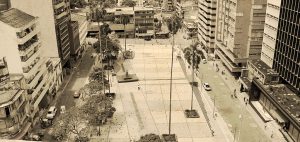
[23,57,43,77]
[18,37,40,56]
[21,49,41,68]
[16,26,38,44]
[55,11,67,20]
[53,0,65,9]
[215,49,246,72]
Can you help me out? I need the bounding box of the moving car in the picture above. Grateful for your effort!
[46,106,57,119]
[203,83,212,91]
[73,91,80,98]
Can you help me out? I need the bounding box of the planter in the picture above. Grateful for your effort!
[184,109,200,118]
[161,134,177,142]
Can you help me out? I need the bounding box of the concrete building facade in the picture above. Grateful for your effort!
[0,0,9,11]
[239,0,300,141]
[0,60,28,139]
[0,9,63,135]
[10,0,72,68]
[214,0,267,74]
[197,0,216,56]
[134,7,155,38]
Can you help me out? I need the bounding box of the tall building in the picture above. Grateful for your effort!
[10,0,72,68]
[71,12,88,56]
[0,0,9,11]
[239,0,300,141]
[215,0,267,75]
[0,9,63,136]
[69,21,80,60]
[197,0,216,56]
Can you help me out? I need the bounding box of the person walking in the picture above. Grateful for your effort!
[138,84,140,90]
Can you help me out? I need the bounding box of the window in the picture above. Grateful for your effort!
[5,107,10,117]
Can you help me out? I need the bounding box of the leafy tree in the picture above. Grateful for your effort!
[121,0,137,7]
[52,107,89,141]
[70,0,87,9]
[80,95,114,125]
[166,14,182,34]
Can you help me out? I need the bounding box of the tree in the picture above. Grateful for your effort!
[52,107,89,141]
[70,0,87,9]
[166,15,182,34]
[80,95,114,125]
[183,41,200,113]
[121,0,137,7]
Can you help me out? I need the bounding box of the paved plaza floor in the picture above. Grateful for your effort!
[91,44,228,142]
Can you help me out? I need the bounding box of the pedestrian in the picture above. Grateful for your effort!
[264,124,267,130]
[245,101,248,106]
[243,97,246,102]
[138,84,140,90]
[271,131,274,138]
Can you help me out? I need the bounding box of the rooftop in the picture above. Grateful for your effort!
[105,7,135,15]
[0,8,35,28]
[263,83,300,124]
[0,90,20,106]
[250,59,278,76]
[134,7,154,11]
[71,13,87,26]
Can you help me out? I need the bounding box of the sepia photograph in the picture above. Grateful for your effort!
[0,0,299,141]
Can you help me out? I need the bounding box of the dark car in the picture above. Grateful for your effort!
[144,37,152,41]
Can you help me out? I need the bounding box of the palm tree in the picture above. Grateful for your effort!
[165,13,182,138]
[183,41,200,115]
[121,15,130,59]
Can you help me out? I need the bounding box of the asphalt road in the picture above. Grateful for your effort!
[35,46,96,141]
[55,46,95,110]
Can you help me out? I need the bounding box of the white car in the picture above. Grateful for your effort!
[202,59,207,64]
[46,106,57,119]
[203,83,211,91]
[60,106,66,114]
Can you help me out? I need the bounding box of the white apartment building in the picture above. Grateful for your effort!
[71,13,88,49]
[260,0,281,68]
[0,9,63,126]
[215,0,267,74]
[197,0,217,56]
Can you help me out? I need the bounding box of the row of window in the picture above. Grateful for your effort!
[276,28,300,51]
[281,0,300,11]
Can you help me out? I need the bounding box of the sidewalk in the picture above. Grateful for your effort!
[208,60,286,142]
[177,57,233,142]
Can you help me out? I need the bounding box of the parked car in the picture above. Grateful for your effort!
[73,91,80,98]
[202,59,207,64]
[203,83,212,91]
[46,106,57,119]
[60,106,66,114]
[144,36,151,41]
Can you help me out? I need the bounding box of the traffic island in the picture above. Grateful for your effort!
[137,133,162,142]
[161,134,177,142]
[184,109,200,118]
[117,71,139,83]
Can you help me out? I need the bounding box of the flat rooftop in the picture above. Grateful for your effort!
[71,13,87,26]
[250,59,278,76]
[0,90,20,106]
[264,84,300,123]
[0,8,35,28]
